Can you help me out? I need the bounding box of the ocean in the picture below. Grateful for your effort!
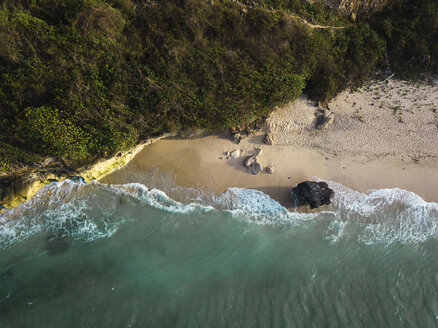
[1,179,438,327]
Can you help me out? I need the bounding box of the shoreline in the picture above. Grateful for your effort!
[102,80,438,207]
[3,78,438,210]
[101,135,438,208]
[0,133,175,209]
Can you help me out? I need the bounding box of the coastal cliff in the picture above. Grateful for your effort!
[0,134,174,209]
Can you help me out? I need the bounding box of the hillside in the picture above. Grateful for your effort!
[0,0,436,176]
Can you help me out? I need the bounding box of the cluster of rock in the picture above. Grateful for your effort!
[225,126,276,175]
[244,149,263,175]
[223,145,275,175]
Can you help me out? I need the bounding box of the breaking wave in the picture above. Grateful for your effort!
[1,178,438,248]
[326,181,438,244]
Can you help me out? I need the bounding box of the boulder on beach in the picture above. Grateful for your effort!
[291,181,334,209]
[266,165,275,174]
[230,149,240,159]
[264,133,274,145]
[244,155,263,175]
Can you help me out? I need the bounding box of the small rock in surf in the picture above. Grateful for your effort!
[70,176,85,183]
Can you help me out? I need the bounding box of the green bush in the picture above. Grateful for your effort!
[373,0,438,76]
[21,106,90,159]
[0,142,41,173]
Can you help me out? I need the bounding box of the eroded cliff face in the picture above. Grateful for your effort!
[314,0,394,18]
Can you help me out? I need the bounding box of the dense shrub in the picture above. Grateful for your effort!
[372,0,438,76]
[0,0,423,172]
[21,106,89,159]
[306,24,385,100]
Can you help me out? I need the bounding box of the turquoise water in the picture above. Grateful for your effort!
[1,180,438,327]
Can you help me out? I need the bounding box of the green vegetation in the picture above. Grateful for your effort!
[0,0,434,173]
[373,0,438,76]
[235,0,350,26]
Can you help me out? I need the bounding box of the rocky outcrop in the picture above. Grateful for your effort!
[244,151,263,175]
[0,133,175,209]
[313,0,394,18]
[291,181,334,209]
[0,170,70,210]
[264,133,274,145]
[314,109,334,130]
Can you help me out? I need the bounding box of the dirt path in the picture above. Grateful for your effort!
[291,14,346,29]
[231,0,348,30]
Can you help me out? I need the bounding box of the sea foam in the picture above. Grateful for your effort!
[326,181,438,244]
[1,178,438,247]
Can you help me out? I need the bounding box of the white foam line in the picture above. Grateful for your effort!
[1,178,438,247]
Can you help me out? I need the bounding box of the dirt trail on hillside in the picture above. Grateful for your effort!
[232,0,348,29]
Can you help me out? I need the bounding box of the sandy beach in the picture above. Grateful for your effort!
[102,79,438,207]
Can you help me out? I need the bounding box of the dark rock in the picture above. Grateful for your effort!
[70,176,85,183]
[233,132,246,144]
[48,179,58,183]
[0,205,7,210]
[249,162,262,175]
[291,181,334,209]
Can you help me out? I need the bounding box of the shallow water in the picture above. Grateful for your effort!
[1,180,438,327]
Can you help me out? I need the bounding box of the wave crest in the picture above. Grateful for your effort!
[1,179,438,247]
[327,181,438,244]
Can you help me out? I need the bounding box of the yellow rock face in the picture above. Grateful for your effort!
[2,133,174,209]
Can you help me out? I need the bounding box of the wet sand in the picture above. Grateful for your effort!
[101,136,438,207]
